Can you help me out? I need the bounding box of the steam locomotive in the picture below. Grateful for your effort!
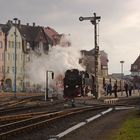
[63,69,127,102]
[63,69,95,100]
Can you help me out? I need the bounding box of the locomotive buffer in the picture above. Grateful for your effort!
[79,13,101,99]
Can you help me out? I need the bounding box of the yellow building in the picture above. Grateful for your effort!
[0,26,5,90]
[1,20,52,92]
[5,25,23,91]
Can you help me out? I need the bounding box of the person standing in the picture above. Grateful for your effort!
[138,85,140,93]
[104,82,108,96]
[108,82,112,96]
[128,83,133,96]
[113,82,118,98]
[124,83,129,97]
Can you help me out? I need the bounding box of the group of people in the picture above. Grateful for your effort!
[104,82,112,96]
[104,81,133,98]
[124,82,133,97]
[104,82,118,98]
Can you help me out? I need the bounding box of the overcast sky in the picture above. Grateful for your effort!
[0,0,140,75]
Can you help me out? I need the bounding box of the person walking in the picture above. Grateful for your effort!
[108,82,112,96]
[104,82,108,96]
[113,82,118,98]
[137,84,140,93]
[124,82,129,97]
[128,83,133,96]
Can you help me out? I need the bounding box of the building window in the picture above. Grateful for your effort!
[12,41,14,48]
[26,55,30,62]
[0,53,3,60]
[12,67,17,73]
[2,66,4,72]
[8,41,14,48]
[0,41,2,48]
[21,54,22,61]
[7,67,10,73]
[13,53,17,60]
[17,54,18,61]
[0,53,1,60]
[21,67,23,73]
[16,42,19,48]
[8,53,10,61]
[8,41,10,48]
[12,67,14,73]
[18,42,21,48]
[13,53,14,60]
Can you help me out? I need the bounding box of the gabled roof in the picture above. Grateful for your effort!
[131,55,140,72]
[44,26,61,45]
[133,55,140,65]
[81,48,95,56]
[0,21,42,41]
[0,23,11,34]
[18,25,42,42]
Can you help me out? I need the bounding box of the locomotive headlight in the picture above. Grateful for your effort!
[65,85,68,88]
[75,85,79,88]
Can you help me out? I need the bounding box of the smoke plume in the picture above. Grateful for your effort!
[26,36,84,87]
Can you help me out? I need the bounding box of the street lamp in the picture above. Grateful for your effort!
[45,70,54,101]
[79,13,101,99]
[120,61,124,78]
[13,18,18,98]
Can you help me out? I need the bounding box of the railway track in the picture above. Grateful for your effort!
[0,95,43,108]
[0,110,57,124]
[0,99,66,116]
[0,105,109,140]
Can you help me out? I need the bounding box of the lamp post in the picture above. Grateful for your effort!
[13,18,18,98]
[45,70,54,101]
[120,61,124,78]
[120,60,124,95]
[79,13,101,99]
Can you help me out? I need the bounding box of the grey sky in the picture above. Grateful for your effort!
[0,0,140,75]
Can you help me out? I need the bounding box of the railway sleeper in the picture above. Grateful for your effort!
[0,107,99,140]
[104,98,118,104]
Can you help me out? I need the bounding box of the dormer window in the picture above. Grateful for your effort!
[26,42,30,50]
[133,65,137,69]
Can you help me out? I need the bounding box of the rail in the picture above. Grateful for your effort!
[0,106,108,140]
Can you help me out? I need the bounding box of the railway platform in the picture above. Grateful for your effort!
[101,89,140,98]
[75,90,140,105]
[0,90,139,106]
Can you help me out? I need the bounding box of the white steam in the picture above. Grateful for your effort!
[27,42,84,86]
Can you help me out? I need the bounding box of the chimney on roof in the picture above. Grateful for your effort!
[27,23,29,26]
[18,20,21,25]
[7,20,13,24]
[33,22,35,27]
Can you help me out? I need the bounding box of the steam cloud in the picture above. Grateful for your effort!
[26,37,84,88]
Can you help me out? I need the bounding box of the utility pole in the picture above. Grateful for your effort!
[79,13,101,99]
[120,60,124,95]
[13,18,18,98]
